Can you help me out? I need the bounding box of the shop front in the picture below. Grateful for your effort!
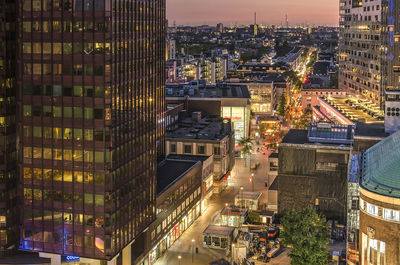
[147,202,201,265]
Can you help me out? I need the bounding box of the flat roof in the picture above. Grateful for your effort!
[166,83,250,99]
[281,129,309,144]
[203,225,235,236]
[323,97,384,123]
[166,154,212,162]
[166,117,232,141]
[235,191,262,200]
[221,207,248,216]
[354,122,388,139]
[157,160,199,195]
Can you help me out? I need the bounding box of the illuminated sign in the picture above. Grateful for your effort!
[65,256,80,262]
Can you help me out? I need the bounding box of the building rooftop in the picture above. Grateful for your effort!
[157,160,199,196]
[313,61,331,75]
[228,73,287,83]
[235,191,262,200]
[307,123,354,145]
[221,206,248,216]
[360,130,400,198]
[166,154,212,162]
[166,116,232,141]
[236,63,289,72]
[354,122,388,139]
[281,123,354,146]
[166,82,250,99]
[281,129,309,144]
[203,225,235,236]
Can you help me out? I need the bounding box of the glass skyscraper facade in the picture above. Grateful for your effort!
[0,0,19,255]
[19,0,165,261]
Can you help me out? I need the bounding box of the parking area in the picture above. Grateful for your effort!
[324,96,384,123]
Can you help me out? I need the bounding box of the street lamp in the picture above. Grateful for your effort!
[251,173,254,192]
[178,255,182,265]
[240,186,244,208]
[191,239,195,263]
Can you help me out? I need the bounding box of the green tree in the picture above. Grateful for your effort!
[277,95,286,117]
[283,70,303,89]
[281,208,330,265]
[295,107,313,130]
[238,137,253,166]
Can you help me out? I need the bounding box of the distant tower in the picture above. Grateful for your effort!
[285,14,289,28]
[251,12,258,36]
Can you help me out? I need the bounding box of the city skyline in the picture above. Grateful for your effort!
[167,0,339,26]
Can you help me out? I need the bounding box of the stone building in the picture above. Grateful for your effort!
[359,130,400,265]
[277,123,353,222]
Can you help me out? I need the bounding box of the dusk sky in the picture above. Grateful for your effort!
[167,0,339,26]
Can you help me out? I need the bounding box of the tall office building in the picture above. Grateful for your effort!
[0,0,19,255]
[19,0,165,264]
[382,0,400,134]
[338,0,384,107]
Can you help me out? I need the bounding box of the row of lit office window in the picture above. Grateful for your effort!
[22,21,110,33]
[22,42,111,55]
[23,126,108,142]
[23,105,110,120]
[23,211,105,229]
[23,147,111,163]
[23,84,109,98]
[24,188,105,207]
[23,63,108,76]
[23,168,109,185]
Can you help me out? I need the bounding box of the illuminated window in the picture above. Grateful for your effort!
[366,202,378,216]
[383,208,399,221]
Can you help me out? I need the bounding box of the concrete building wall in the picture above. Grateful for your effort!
[277,145,350,221]
[359,188,400,265]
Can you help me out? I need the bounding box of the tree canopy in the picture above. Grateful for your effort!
[277,95,286,117]
[281,208,330,265]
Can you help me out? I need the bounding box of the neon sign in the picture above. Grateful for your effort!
[66,256,80,262]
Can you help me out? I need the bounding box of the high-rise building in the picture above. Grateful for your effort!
[216,23,224,33]
[0,0,19,255]
[18,0,165,264]
[382,0,400,134]
[338,0,384,107]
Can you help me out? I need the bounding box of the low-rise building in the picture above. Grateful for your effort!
[165,115,235,191]
[166,154,214,211]
[277,123,353,222]
[234,191,262,210]
[137,159,203,265]
[166,82,250,145]
[228,74,289,117]
[203,225,235,250]
[219,207,248,228]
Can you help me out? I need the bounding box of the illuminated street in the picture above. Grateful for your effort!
[154,148,290,265]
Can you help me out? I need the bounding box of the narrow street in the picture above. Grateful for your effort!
[154,146,284,265]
